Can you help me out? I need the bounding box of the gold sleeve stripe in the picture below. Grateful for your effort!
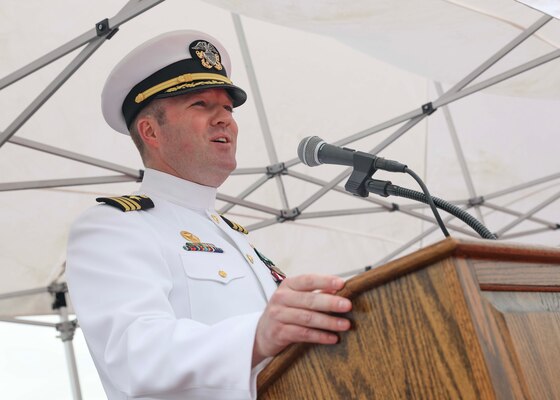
[123,197,141,210]
[96,194,154,212]
[135,73,233,104]
[112,197,132,211]
[113,197,132,210]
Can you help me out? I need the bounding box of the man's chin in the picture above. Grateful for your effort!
[209,166,236,188]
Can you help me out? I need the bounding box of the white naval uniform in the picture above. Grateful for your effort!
[66,168,279,400]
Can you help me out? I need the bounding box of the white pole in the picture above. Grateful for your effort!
[58,305,83,400]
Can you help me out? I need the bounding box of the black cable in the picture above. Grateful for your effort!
[403,168,450,238]
[390,185,496,239]
[364,172,496,239]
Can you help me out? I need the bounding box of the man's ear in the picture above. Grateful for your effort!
[135,115,161,150]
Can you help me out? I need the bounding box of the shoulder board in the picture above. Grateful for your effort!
[220,215,249,234]
[96,195,154,212]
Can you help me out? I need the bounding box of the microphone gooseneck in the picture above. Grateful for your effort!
[296,136,495,240]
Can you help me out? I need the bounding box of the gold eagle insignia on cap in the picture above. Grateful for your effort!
[220,215,249,235]
[191,41,223,71]
[96,195,154,212]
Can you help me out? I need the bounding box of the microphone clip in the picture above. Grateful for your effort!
[344,151,379,197]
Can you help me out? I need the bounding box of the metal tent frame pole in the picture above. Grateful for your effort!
[0,2,169,397]
[0,4,559,396]
[0,4,557,289]
[433,81,484,222]
[0,38,107,148]
[53,288,82,400]
[285,169,480,237]
[1,8,557,247]
[0,0,165,183]
[231,13,290,211]
[248,13,559,254]
[282,15,557,211]
[0,282,82,399]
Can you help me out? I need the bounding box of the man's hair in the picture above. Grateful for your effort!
[128,100,167,163]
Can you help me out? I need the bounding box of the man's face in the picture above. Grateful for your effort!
[152,88,238,187]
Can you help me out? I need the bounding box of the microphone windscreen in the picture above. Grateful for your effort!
[297,136,324,166]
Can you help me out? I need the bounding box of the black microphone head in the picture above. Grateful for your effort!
[297,136,325,167]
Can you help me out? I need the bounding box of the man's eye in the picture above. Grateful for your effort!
[192,101,206,107]
[224,105,234,113]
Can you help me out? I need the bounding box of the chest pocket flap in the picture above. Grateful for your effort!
[180,253,246,284]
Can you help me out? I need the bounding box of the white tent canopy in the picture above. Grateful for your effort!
[1,0,559,318]
[1,0,560,397]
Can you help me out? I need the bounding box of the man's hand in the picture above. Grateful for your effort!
[252,274,352,366]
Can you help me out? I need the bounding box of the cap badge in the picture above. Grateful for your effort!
[180,231,201,243]
[191,41,223,71]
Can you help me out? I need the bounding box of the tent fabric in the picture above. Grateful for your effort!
[205,0,560,98]
[1,0,559,317]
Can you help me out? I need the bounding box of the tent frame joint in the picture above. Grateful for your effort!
[421,102,437,115]
[468,196,485,206]
[266,162,287,177]
[50,282,68,310]
[56,319,79,342]
[138,169,145,182]
[48,282,68,296]
[278,207,300,222]
[96,18,119,39]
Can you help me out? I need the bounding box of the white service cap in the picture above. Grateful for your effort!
[101,30,247,135]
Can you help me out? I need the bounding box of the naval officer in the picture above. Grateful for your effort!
[66,30,352,399]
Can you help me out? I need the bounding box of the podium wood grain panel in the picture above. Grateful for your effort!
[258,238,560,399]
[482,291,560,399]
[454,258,531,398]
[260,259,495,399]
[506,312,560,399]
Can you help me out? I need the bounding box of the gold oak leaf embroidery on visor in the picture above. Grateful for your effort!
[165,80,229,94]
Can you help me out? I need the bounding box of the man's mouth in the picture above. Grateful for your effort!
[212,137,229,143]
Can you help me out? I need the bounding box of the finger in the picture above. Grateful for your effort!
[320,288,341,295]
[274,324,341,347]
[272,290,352,313]
[271,307,351,332]
[282,274,345,293]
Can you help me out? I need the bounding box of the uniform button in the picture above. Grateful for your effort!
[211,214,220,224]
[246,254,254,264]
[218,270,227,278]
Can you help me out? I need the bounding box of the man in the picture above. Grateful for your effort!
[66,30,351,400]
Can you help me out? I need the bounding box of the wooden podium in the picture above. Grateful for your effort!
[257,238,560,399]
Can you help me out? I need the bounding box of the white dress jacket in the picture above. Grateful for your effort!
[66,169,278,399]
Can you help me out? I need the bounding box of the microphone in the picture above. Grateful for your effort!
[297,136,355,167]
[297,136,407,172]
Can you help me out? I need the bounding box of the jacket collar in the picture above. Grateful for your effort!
[139,168,217,211]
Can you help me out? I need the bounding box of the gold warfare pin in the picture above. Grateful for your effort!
[180,231,201,243]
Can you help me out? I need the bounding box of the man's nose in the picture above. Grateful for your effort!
[210,105,234,126]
